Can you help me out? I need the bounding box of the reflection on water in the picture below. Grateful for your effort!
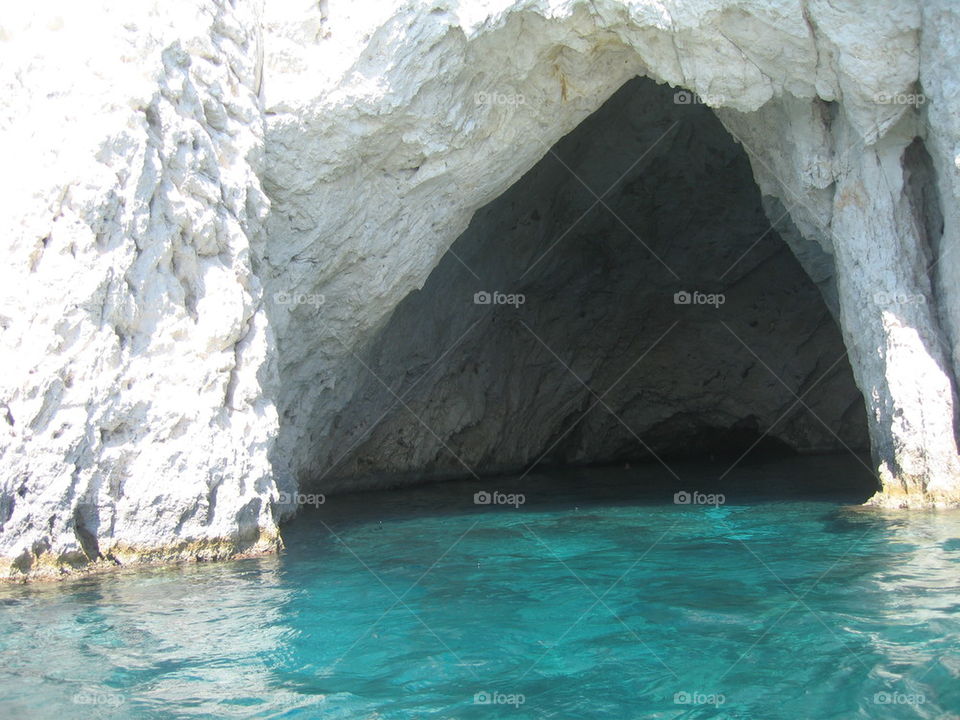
[0,558,307,717]
[0,456,958,719]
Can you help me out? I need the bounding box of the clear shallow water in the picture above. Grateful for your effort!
[1,456,959,719]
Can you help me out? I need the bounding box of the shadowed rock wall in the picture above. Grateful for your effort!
[313,78,868,492]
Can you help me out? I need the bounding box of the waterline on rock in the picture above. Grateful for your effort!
[1,457,958,718]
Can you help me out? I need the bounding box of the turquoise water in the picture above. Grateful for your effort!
[2,456,960,719]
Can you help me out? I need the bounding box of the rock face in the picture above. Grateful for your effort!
[0,0,280,579]
[316,77,868,492]
[3,0,960,579]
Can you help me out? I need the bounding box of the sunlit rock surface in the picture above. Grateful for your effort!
[3,0,960,579]
[0,0,280,579]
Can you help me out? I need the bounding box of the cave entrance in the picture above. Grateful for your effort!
[313,77,871,495]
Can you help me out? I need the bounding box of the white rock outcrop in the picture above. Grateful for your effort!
[3,0,960,579]
[0,0,280,578]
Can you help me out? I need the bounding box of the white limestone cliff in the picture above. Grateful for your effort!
[2,0,959,580]
[0,0,280,578]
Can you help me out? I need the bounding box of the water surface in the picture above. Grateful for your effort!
[2,456,959,718]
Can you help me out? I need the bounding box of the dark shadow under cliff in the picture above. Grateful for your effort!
[304,77,870,494]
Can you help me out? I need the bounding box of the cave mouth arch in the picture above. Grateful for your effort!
[306,76,872,497]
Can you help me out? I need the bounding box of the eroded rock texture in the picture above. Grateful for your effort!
[262,0,960,510]
[0,1,280,579]
[315,78,868,492]
[3,0,960,579]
